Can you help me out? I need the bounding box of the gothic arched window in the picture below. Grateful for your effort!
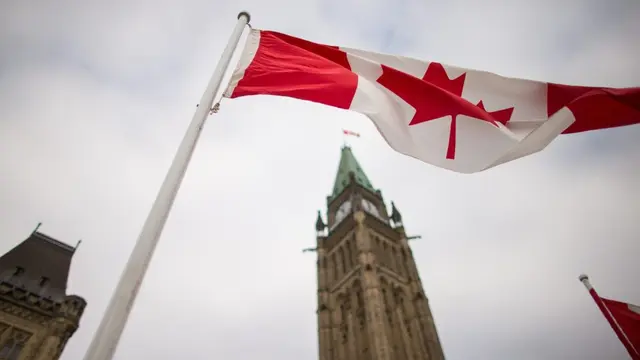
[0,339,21,360]
[0,329,31,360]
[339,248,347,276]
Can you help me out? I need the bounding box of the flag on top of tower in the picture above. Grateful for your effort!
[224,29,640,173]
[343,129,360,137]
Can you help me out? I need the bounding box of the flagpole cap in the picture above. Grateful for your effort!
[578,274,589,282]
[238,11,251,24]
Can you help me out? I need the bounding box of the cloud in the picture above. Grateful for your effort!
[0,0,638,359]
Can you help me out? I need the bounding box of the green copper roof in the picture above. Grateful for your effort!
[331,146,375,198]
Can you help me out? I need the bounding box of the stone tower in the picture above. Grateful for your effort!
[0,228,86,360]
[315,146,445,360]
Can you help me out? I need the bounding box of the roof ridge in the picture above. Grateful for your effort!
[33,232,75,252]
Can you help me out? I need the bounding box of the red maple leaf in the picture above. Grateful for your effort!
[377,62,514,159]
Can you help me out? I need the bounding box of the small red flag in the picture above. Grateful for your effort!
[342,129,360,137]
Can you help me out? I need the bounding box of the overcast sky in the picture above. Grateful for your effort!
[1,0,639,359]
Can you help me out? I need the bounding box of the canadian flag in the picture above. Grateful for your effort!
[602,298,640,356]
[342,129,360,137]
[224,29,640,173]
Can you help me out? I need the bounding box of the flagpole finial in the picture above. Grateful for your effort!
[238,11,251,24]
[32,222,42,234]
[578,274,592,290]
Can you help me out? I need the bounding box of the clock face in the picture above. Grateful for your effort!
[334,201,352,226]
[361,199,381,218]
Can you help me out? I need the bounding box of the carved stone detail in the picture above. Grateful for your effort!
[0,301,49,327]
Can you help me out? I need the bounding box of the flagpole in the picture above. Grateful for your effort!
[579,274,640,359]
[83,11,251,360]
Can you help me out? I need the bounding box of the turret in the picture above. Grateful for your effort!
[390,201,403,227]
[315,210,326,237]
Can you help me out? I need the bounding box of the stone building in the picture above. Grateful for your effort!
[0,229,86,360]
[315,146,445,360]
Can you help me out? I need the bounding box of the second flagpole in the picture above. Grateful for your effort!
[83,12,251,360]
[579,274,640,359]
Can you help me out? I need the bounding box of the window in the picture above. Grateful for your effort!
[0,339,23,360]
[340,248,347,274]
[12,267,24,277]
[0,329,30,360]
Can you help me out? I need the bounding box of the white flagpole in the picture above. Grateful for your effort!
[83,11,251,360]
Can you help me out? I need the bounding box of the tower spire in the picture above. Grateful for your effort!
[315,210,326,234]
[330,146,376,200]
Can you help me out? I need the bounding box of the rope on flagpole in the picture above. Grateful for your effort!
[210,102,220,115]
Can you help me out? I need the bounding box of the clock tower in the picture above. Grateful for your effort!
[314,146,445,360]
